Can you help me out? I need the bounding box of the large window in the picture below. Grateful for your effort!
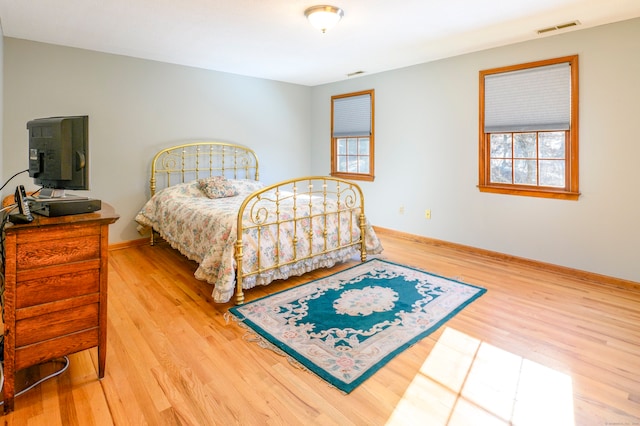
[331,90,375,181]
[479,56,579,200]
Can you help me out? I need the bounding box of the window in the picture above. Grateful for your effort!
[479,56,579,200]
[331,90,375,181]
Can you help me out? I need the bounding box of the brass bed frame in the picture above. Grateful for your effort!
[148,141,368,304]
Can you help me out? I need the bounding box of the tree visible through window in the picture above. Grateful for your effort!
[331,90,374,181]
[479,56,579,200]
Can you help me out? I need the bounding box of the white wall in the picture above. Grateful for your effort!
[3,19,638,284]
[310,18,640,283]
[2,39,311,243]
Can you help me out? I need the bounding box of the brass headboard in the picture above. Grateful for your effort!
[150,141,259,197]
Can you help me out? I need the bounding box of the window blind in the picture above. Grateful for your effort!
[332,93,371,137]
[484,62,571,133]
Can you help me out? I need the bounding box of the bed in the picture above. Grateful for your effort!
[135,141,383,304]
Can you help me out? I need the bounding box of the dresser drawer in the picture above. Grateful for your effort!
[16,266,100,308]
[16,235,101,269]
[15,303,99,347]
[15,328,100,371]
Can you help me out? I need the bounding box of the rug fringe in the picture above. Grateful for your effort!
[223,311,235,324]
[226,311,353,395]
[226,312,319,374]
[237,328,345,392]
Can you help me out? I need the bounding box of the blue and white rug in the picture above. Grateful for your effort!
[228,258,486,393]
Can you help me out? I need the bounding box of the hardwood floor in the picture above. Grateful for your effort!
[2,230,639,425]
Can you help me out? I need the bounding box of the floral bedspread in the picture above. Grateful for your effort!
[135,180,383,303]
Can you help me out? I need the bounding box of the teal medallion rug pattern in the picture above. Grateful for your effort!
[228,258,486,393]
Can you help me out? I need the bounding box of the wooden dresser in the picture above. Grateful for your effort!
[1,203,119,413]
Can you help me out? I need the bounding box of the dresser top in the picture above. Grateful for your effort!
[5,201,119,232]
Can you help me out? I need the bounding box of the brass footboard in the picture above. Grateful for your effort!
[234,176,367,305]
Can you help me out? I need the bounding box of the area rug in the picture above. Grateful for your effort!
[228,258,486,393]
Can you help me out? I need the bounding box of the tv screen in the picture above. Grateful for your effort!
[27,115,89,197]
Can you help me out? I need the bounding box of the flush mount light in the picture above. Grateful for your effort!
[304,5,344,33]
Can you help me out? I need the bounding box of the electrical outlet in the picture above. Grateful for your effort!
[399,205,405,215]
[425,209,431,220]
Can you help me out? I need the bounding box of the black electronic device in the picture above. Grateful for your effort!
[9,185,34,224]
[27,115,89,198]
[28,197,102,217]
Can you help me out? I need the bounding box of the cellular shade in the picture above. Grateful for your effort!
[333,94,371,137]
[484,62,571,133]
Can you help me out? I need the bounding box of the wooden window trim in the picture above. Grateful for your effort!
[478,55,579,200]
[331,90,375,182]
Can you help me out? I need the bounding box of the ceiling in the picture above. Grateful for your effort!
[1,0,639,86]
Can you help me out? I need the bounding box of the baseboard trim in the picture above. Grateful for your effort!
[373,226,640,292]
[109,238,149,251]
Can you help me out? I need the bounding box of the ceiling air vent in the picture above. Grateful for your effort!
[537,20,581,35]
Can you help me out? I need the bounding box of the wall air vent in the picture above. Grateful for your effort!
[537,20,581,35]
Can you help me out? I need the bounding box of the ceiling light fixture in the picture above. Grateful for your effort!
[304,5,344,33]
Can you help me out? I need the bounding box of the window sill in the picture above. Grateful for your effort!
[478,185,580,200]
[330,172,375,182]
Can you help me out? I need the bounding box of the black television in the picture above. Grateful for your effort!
[27,115,89,198]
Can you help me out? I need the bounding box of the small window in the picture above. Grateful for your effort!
[331,90,375,181]
[479,56,579,200]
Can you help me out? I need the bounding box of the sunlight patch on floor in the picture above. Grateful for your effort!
[386,327,575,425]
